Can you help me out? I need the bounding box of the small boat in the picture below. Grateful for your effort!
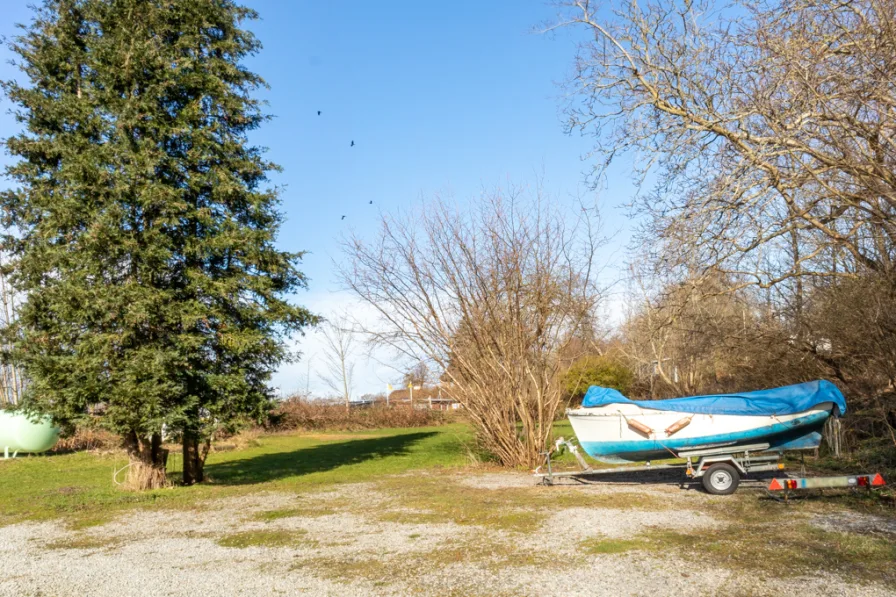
[567,380,845,463]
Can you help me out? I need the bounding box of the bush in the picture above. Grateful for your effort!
[267,398,449,431]
[562,355,634,402]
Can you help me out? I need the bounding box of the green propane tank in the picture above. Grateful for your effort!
[0,410,60,455]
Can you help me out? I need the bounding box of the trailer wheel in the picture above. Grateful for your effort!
[702,463,740,495]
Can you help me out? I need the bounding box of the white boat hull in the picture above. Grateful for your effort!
[568,402,833,463]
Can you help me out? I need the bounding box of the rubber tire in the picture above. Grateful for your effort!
[701,463,740,495]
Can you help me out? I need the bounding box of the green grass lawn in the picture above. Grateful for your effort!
[2,420,892,533]
[0,418,684,530]
[0,423,475,528]
[0,417,663,529]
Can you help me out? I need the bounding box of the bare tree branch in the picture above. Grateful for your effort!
[338,187,606,467]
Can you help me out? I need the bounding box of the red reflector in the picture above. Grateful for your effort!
[768,478,783,491]
[786,479,798,489]
[858,476,869,487]
[871,473,886,487]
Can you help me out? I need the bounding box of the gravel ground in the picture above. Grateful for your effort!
[2,473,894,597]
[811,511,896,538]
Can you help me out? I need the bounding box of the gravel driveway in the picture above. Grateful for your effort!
[1,473,894,597]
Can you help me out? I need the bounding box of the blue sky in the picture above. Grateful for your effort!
[0,1,638,397]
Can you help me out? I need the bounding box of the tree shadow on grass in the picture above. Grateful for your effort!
[204,431,437,485]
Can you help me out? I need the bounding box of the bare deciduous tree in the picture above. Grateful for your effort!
[0,258,25,407]
[318,315,358,410]
[554,0,896,448]
[554,0,896,287]
[402,361,430,389]
[339,187,604,467]
[808,273,896,447]
[621,266,821,398]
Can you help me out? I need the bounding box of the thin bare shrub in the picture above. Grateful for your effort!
[340,187,604,467]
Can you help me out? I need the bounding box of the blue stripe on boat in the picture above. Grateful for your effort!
[579,410,830,462]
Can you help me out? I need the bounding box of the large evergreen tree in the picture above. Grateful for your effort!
[1,0,315,487]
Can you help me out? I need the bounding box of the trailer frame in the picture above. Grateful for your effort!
[534,437,787,494]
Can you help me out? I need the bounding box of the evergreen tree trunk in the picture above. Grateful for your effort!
[124,430,168,490]
[182,430,210,485]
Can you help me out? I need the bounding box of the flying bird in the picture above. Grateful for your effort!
[350,140,355,147]
[317,110,321,116]
[369,200,373,205]
[341,215,346,220]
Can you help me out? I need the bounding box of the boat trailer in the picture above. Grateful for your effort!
[535,437,866,495]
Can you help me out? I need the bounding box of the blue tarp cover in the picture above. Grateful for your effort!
[581,380,846,416]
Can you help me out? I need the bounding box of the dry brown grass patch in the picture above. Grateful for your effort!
[52,427,120,453]
[119,461,169,491]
